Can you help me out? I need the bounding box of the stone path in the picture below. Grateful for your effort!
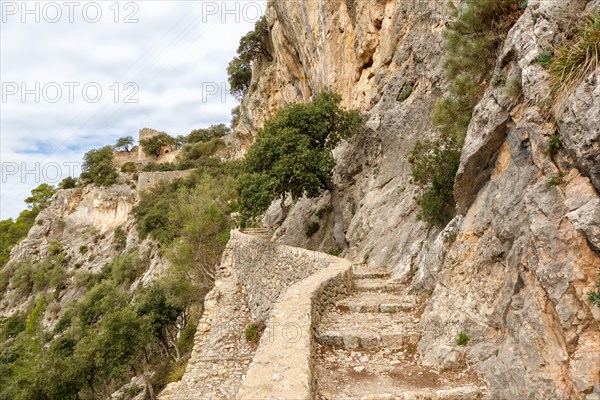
[316,266,488,400]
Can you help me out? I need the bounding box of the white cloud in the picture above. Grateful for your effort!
[1,1,260,219]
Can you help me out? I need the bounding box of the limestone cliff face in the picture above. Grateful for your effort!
[236,0,600,398]
[1,184,168,329]
[241,0,450,271]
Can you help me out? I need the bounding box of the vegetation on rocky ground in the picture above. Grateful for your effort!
[545,12,600,106]
[409,0,524,227]
[0,118,241,399]
[0,184,57,269]
[237,89,362,250]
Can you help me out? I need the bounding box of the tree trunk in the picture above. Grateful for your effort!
[324,179,348,250]
[278,196,290,225]
[143,353,156,400]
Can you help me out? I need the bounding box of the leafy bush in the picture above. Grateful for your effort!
[409,139,462,227]
[9,260,34,297]
[546,175,564,189]
[547,133,561,156]
[112,227,127,251]
[102,251,146,286]
[245,321,265,344]
[186,124,230,144]
[180,138,226,163]
[1,312,26,339]
[326,247,343,257]
[504,76,522,97]
[305,222,320,238]
[589,269,600,308]
[456,332,470,346]
[140,133,175,157]
[58,176,78,189]
[397,85,414,102]
[80,146,118,186]
[231,105,241,129]
[120,161,136,174]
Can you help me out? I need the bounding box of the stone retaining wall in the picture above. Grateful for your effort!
[228,230,341,322]
[160,231,353,400]
[137,169,195,193]
[232,231,353,400]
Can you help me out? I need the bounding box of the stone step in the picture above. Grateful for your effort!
[316,312,420,350]
[322,385,487,400]
[352,268,392,280]
[354,278,404,293]
[336,293,418,313]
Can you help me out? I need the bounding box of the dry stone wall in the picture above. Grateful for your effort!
[228,230,339,322]
[161,230,353,400]
[137,170,194,193]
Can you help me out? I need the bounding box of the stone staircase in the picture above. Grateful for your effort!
[316,266,488,400]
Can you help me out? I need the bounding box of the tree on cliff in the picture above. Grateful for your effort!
[80,146,118,186]
[140,133,175,157]
[238,89,362,250]
[186,124,230,144]
[114,136,135,152]
[227,16,272,100]
[25,183,57,210]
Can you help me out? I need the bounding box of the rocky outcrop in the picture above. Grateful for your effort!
[1,184,168,327]
[232,0,600,399]
[417,2,600,399]
[557,72,600,192]
[244,0,450,275]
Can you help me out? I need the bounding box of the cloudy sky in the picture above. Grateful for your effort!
[1,0,263,219]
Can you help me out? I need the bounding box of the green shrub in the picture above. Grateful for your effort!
[186,124,230,144]
[327,247,343,257]
[589,269,600,308]
[537,50,553,67]
[9,260,34,297]
[102,251,146,286]
[79,245,89,255]
[231,105,241,129]
[58,176,78,189]
[180,138,225,162]
[140,133,176,157]
[546,175,564,189]
[112,227,127,251]
[456,332,470,346]
[547,133,561,156]
[397,85,414,102]
[245,321,265,344]
[120,162,136,174]
[1,312,26,339]
[305,222,320,238]
[409,138,462,227]
[80,146,118,186]
[492,73,507,87]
